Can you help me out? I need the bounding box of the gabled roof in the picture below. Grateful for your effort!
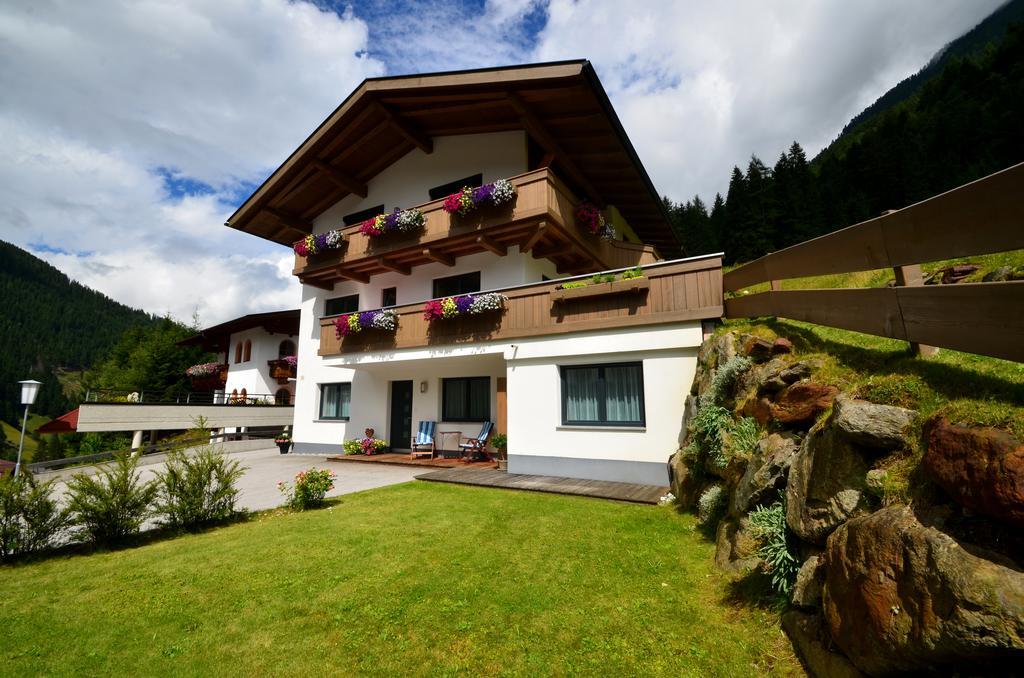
[36,409,79,434]
[226,60,679,254]
[178,309,300,353]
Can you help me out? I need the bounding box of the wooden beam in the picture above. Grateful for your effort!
[506,92,603,206]
[299,276,333,291]
[520,222,547,254]
[377,257,411,275]
[373,100,433,154]
[476,234,507,256]
[312,160,368,198]
[336,268,370,284]
[270,223,305,242]
[423,248,454,267]
[266,207,313,233]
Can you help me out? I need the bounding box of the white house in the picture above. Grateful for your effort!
[226,61,723,485]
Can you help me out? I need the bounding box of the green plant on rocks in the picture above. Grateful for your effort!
[700,356,751,409]
[697,484,727,526]
[691,404,733,469]
[748,501,800,597]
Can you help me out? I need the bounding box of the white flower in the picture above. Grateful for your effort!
[396,208,425,233]
[468,293,507,314]
[490,179,516,206]
[324,229,344,248]
[371,309,398,331]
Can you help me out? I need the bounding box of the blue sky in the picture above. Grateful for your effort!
[0,0,1003,323]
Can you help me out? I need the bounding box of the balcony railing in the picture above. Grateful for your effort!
[293,167,659,288]
[317,255,724,356]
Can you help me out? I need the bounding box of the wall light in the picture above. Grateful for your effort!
[419,380,428,393]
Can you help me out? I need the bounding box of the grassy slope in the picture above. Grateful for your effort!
[1,414,50,458]
[0,482,800,677]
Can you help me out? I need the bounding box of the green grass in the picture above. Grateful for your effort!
[0,482,800,677]
[1,414,51,459]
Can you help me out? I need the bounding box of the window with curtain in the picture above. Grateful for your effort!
[442,376,490,421]
[319,383,351,420]
[560,362,645,426]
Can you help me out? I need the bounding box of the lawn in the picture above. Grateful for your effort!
[0,482,801,677]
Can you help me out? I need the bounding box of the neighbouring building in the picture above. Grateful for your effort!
[226,61,723,485]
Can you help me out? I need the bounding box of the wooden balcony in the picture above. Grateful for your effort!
[293,168,659,288]
[267,359,297,384]
[317,256,723,356]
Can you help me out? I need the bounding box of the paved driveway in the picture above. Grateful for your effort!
[38,447,419,513]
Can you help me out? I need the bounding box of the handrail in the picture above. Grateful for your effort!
[83,390,290,406]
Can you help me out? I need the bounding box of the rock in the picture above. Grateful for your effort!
[786,426,871,545]
[668,450,704,510]
[771,382,838,426]
[982,266,1013,282]
[923,417,1024,528]
[925,264,980,285]
[1011,265,1024,281]
[832,395,915,450]
[741,335,774,363]
[731,433,800,516]
[822,506,1024,675]
[714,516,762,573]
[772,337,794,354]
[756,360,813,396]
[781,610,865,678]
[741,395,773,427]
[865,469,888,497]
[792,555,825,609]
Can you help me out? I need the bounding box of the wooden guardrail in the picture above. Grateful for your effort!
[724,162,1024,362]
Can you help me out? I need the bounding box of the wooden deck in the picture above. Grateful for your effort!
[415,467,668,505]
[326,452,496,470]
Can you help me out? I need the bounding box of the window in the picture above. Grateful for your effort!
[234,343,242,364]
[560,362,645,426]
[325,294,359,316]
[278,339,295,357]
[342,204,385,226]
[432,271,480,298]
[243,340,252,362]
[274,388,291,405]
[442,377,490,422]
[319,383,351,420]
[381,287,397,308]
[428,173,482,201]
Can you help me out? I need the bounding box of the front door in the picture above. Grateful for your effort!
[389,380,413,451]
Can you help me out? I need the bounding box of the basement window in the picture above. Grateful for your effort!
[342,204,385,226]
[428,173,483,201]
[560,362,646,427]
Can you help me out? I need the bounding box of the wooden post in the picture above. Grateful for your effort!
[769,280,782,291]
[496,377,508,436]
[893,263,939,357]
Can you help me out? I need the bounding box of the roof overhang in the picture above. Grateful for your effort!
[178,309,300,353]
[226,60,680,255]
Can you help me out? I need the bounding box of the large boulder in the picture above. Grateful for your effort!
[771,382,838,426]
[731,433,800,516]
[714,516,761,573]
[792,554,824,609]
[822,506,1024,676]
[668,451,704,510]
[786,426,871,545]
[923,417,1024,528]
[741,335,774,363]
[832,396,915,450]
[756,360,813,396]
[781,610,865,678]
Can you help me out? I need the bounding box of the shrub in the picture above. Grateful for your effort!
[697,484,726,525]
[620,266,644,280]
[65,452,158,546]
[700,356,752,409]
[726,417,761,461]
[0,471,68,560]
[748,501,800,597]
[691,404,733,468]
[154,447,246,529]
[278,469,336,510]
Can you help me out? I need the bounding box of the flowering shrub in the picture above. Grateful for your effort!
[358,208,425,237]
[422,292,507,321]
[342,437,388,455]
[334,309,398,338]
[293,229,344,257]
[441,179,516,216]
[185,362,224,377]
[574,201,615,240]
[277,469,336,510]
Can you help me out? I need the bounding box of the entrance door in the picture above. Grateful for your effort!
[389,380,414,451]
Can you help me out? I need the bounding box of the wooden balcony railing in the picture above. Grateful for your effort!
[317,256,723,356]
[294,167,659,288]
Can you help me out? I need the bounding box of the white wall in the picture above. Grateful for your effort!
[312,131,528,234]
[224,327,296,400]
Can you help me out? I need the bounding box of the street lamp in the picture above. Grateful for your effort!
[15,380,42,477]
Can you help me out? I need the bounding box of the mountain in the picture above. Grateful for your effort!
[0,241,158,426]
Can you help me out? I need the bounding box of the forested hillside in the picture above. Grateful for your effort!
[0,241,158,425]
[668,14,1024,264]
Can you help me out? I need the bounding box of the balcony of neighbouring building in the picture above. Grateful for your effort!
[291,167,661,289]
[316,254,724,357]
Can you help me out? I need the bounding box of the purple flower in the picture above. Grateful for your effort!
[359,311,376,327]
[384,211,400,231]
[455,295,474,313]
[313,233,328,250]
[471,183,495,205]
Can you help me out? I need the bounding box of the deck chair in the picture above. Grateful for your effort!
[410,421,436,459]
[459,421,495,462]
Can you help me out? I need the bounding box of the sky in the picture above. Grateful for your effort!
[0,0,1003,325]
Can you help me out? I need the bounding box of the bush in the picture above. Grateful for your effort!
[725,417,761,459]
[278,468,336,510]
[0,471,67,560]
[154,447,246,529]
[697,484,726,525]
[65,452,158,546]
[700,356,751,409]
[748,501,800,597]
[691,404,733,468]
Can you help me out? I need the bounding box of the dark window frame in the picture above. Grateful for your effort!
[318,382,351,421]
[441,376,491,423]
[381,287,397,308]
[559,362,646,427]
[324,294,359,316]
[428,173,483,201]
[432,271,481,298]
[342,204,385,226]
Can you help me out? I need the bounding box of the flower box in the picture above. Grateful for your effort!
[550,277,650,302]
[423,292,507,321]
[268,357,297,384]
[186,363,228,391]
[335,309,398,338]
[293,229,345,258]
[358,208,425,238]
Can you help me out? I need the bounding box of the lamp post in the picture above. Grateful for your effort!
[14,380,42,477]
